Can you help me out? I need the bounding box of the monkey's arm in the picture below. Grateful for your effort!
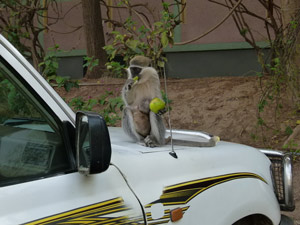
[138,98,151,114]
[121,79,135,106]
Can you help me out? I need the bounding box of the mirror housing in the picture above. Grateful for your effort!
[75,111,111,175]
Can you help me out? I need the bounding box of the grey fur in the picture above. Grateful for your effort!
[121,56,166,147]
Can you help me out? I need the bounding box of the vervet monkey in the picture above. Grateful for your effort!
[122,55,166,147]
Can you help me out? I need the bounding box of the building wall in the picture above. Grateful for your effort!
[165,48,270,78]
[179,0,268,44]
[41,0,273,78]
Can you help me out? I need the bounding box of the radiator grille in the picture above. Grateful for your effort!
[268,155,285,204]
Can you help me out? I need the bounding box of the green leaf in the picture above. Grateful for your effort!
[46,75,56,82]
[38,62,45,67]
[116,34,124,42]
[273,57,280,64]
[64,82,74,92]
[240,29,248,36]
[111,49,117,60]
[285,126,293,136]
[258,99,267,112]
[154,21,164,28]
[126,39,139,50]
[162,2,169,10]
[257,117,265,126]
[52,62,59,69]
[161,31,169,48]
[157,60,165,68]
[256,72,263,78]
[56,76,65,84]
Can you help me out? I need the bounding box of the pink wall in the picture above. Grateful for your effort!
[44,0,84,50]
[181,0,269,44]
[43,0,276,51]
[44,0,165,51]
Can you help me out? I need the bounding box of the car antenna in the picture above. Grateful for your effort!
[162,65,178,159]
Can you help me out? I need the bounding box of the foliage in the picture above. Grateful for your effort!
[69,97,98,111]
[161,90,173,112]
[38,45,79,92]
[0,0,60,69]
[255,16,300,146]
[98,91,124,126]
[39,45,60,78]
[48,75,79,92]
[210,0,300,147]
[103,1,186,77]
[67,88,173,126]
[83,56,99,72]
[68,90,124,126]
[106,61,126,77]
[67,88,174,126]
[0,73,38,122]
[283,139,300,159]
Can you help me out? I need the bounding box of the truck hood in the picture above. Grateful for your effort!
[108,127,272,206]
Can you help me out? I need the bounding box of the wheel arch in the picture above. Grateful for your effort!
[233,214,273,225]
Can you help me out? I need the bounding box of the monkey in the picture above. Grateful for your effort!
[121,55,166,147]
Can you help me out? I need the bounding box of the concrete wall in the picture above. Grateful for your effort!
[57,56,84,79]
[55,48,267,79]
[166,49,262,78]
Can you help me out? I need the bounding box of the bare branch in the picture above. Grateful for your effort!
[175,0,243,45]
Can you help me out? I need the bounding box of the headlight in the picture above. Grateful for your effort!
[261,150,295,211]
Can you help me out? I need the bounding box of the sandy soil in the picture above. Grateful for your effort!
[56,76,300,224]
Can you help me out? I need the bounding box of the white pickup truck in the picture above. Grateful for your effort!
[0,34,295,225]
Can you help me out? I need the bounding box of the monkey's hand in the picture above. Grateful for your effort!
[157,107,167,116]
[124,79,135,92]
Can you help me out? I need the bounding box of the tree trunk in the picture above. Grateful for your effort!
[82,0,107,78]
[281,0,299,26]
[281,0,300,67]
[281,0,300,148]
[281,0,300,100]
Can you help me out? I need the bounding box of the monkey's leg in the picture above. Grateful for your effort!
[146,112,166,147]
[133,110,150,137]
[122,107,145,144]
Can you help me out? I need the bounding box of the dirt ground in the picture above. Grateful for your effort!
[56,76,300,224]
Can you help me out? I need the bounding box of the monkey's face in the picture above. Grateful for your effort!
[128,66,143,80]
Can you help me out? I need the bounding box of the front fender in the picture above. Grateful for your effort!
[179,178,281,225]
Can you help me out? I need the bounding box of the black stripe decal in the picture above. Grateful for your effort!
[146,172,266,207]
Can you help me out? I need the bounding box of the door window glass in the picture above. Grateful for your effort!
[0,59,73,186]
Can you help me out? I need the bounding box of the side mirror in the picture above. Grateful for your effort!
[75,111,111,175]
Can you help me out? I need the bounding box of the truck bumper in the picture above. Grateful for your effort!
[280,215,294,225]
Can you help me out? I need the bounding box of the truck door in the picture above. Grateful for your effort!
[0,44,145,224]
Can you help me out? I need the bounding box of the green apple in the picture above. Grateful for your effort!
[149,98,165,114]
[133,76,139,85]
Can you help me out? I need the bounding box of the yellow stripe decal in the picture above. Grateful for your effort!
[24,197,144,225]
